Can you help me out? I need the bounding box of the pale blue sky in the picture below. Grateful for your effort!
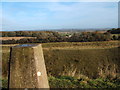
[1,2,118,31]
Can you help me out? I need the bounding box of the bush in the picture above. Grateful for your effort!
[49,76,76,88]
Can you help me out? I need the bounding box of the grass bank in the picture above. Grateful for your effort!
[2,76,120,88]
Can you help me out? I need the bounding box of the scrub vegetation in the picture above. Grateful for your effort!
[1,28,120,44]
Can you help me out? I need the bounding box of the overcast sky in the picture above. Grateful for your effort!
[1,2,118,31]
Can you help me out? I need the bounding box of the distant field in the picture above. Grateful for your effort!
[42,41,120,48]
[0,37,36,40]
[111,34,120,37]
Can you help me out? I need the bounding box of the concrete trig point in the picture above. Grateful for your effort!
[8,44,49,88]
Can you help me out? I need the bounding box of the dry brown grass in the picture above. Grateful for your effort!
[0,37,36,40]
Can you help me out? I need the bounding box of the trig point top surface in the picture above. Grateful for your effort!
[13,44,41,48]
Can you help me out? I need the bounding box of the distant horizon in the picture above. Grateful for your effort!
[1,28,116,32]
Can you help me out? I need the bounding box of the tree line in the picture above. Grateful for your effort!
[1,28,120,44]
[107,28,120,34]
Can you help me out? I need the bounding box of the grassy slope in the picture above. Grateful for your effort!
[44,47,120,78]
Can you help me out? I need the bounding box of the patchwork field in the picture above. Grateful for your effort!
[0,37,36,41]
[1,41,120,88]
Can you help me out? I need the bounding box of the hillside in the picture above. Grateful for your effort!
[1,41,120,88]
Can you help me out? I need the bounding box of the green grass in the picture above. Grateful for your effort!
[49,76,120,88]
[1,77,8,88]
[2,76,120,88]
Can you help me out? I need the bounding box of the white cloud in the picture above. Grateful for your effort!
[1,0,120,2]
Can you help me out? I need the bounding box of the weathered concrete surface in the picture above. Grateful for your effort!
[9,44,49,88]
